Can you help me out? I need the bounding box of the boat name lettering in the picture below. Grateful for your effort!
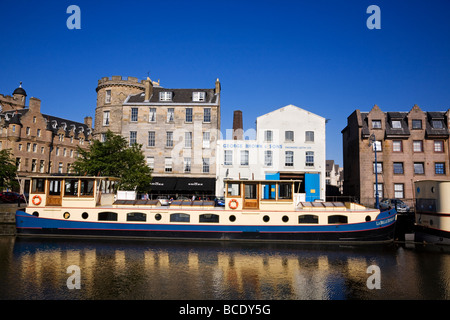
[376,216,395,226]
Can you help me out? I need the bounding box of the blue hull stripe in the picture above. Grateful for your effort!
[15,209,396,234]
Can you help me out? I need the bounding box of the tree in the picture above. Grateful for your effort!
[72,130,152,192]
[0,149,18,190]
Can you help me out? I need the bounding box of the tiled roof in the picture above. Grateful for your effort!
[125,87,218,104]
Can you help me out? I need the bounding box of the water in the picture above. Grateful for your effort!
[0,236,449,301]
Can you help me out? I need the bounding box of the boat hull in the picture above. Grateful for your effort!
[15,209,397,244]
[414,225,450,245]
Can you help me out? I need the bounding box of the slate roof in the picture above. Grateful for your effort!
[125,87,218,104]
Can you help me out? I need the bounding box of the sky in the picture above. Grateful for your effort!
[1,0,450,166]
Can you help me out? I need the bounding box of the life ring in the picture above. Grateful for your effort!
[32,195,42,206]
[229,199,239,210]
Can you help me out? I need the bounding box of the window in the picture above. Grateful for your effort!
[193,92,206,102]
[31,159,37,172]
[203,108,211,122]
[373,162,383,174]
[394,184,404,198]
[146,157,154,169]
[32,178,46,193]
[131,108,138,122]
[98,212,118,221]
[167,108,174,122]
[199,214,219,223]
[165,158,173,172]
[64,179,79,196]
[285,131,294,142]
[129,131,137,146]
[372,140,382,152]
[240,150,249,166]
[305,151,314,167]
[432,120,444,129]
[328,215,348,224]
[185,132,192,148]
[105,90,111,103]
[227,183,241,196]
[414,162,424,174]
[148,131,155,147]
[372,120,382,129]
[37,129,41,137]
[413,140,423,152]
[264,150,273,166]
[170,213,190,223]
[391,120,402,129]
[298,215,319,224]
[58,162,63,173]
[185,108,193,122]
[261,182,276,200]
[305,131,314,142]
[166,132,173,147]
[184,157,191,173]
[393,162,404,174]
[202,158,210,173]
[80,179,94,196]
[39,160,45,173]
[103,111,110,126]
[149,108,156,122]
[224,150,233,165]
[56,147,60,156]
[393,140,402,152]
[202,132,210,148]
[264,130,273,142]
[33,144,37,153]
[434,140,444,152]
[160,92,172,101]
[127,212,147,222]
[27,143,31,152]
[435,162,445,175]
[278,183,292,199]
[412,119,422,129]
[26,127,30,135]
[285,151,294,166]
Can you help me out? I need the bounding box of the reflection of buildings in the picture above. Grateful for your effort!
[216,105,326,201]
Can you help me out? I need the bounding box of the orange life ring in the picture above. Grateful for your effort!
[32,195,42,206]
[229,199,239,210]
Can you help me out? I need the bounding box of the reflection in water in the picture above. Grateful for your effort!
[0,236,450,300]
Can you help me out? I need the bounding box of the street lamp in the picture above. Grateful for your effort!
[369,133,380,209]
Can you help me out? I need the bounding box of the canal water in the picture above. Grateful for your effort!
[0,236,449,302]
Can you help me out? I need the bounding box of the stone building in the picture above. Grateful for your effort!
[0,83,93,194]
[216,105,326,201]
[342,104,450,207]
[94,76,221,198]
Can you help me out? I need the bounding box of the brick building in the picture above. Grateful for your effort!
[0,83,93,194]
[94,76,221,198]
[342,104,450,207]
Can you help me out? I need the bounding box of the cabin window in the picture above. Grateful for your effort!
[261,183,276,200]
[199,214,219,223]
[32,178,46,193]
[48,180,62,196]
[80,179,94,197]
[170,213,190,223]
[127,212,147,222]
[227,183,241,196]
[64,179,79,196]
[298,215,319,224]
[278,183,292,200]
[98,212,118,221]
[244,184,257,199]
[328,215,348,224]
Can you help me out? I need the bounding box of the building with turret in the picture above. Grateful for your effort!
[0,83,93,194]
[94,76,221,198]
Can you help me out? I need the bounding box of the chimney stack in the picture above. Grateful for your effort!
[29,97,41,113]
[144,77,153,101]
[232,110,243,140]
[84,116,92,129]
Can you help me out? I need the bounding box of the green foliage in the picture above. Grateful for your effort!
[0,149,18,190]
[72,131,152,192]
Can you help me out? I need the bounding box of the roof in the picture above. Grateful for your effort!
[124,87,218,105]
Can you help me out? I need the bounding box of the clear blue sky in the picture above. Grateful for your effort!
[1,0,450,165]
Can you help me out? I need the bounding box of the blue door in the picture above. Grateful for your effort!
[305,173,320,202]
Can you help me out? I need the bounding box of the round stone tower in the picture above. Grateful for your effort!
[94,76,145,139]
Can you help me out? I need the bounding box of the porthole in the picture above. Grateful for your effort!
[263,215,270,222]
[63,212,70,219]
[82,212,89,219]
[282,215,289,223]
[229,215,236,222]
[32,211,39,217]
[155,213,162,221]
[365,215,371,222]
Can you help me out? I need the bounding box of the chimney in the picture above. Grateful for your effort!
[84,116,92,129]
[29,97,41,113]
[232,110,243,140]
[144,77,153,101]
[215,78,221,94]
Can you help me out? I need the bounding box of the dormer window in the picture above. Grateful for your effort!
[372,120,381,129]
[391,120,402,129]
[159,92,172,101]
[432,120,444,129]
[193,92,205,102]
[412,119,422,129]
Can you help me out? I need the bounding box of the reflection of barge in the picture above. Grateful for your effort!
[415,180,450,245]
[16,176,397,244]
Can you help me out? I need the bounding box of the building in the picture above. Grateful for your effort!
[342,104,450,207]
[216,105,326,201]
[0,83,93,194]
[325,160,343,197]
[94,75,221,198]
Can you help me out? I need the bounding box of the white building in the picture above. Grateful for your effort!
[216,104,326,201]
